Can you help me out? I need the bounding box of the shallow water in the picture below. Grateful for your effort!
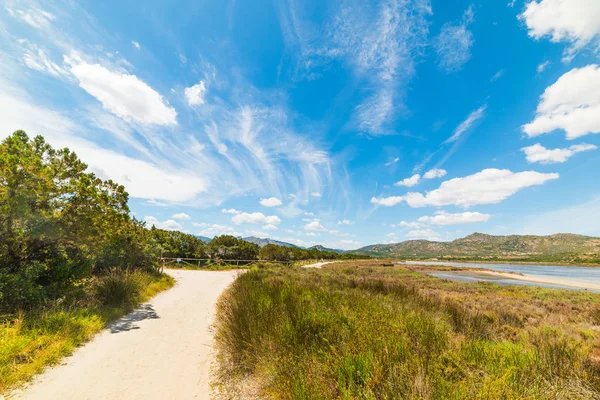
[400,261,600,292]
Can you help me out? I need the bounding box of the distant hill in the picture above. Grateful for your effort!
[243,236,299,248]
[309,245,345,253]
[353,233,600,263]
[195,235,212,243]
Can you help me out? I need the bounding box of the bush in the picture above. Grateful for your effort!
[0,263,47,311]
[92,270,146,308]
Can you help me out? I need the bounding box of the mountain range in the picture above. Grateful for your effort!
[354,233,600,263]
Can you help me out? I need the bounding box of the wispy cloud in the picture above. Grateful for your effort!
[445,104,487,144]
[490,69,505,82]
[278,0,433,135]
[434,6,475,73]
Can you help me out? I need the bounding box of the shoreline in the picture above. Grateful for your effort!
[476,270,600,291]
[400,259,600,268]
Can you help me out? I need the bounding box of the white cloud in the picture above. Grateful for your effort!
[521,143,597,164]
[304,212,314,216]
[394,174,421,187]
[263,224,278,230]
[305,232,318,237]
[406,228,442,240]
[490,69,505,82]
[197,224,242,237]
[434,6,475,73]
[311,192,322,198]
[304,220,327,231]
[7,7,55,29]
[508,0,516,7]
[132,41,140,50]
[260,197,283,207]
[385,157,400,166]
[537,61,551,73]
[399,221,424,228]
[445,105,487,143]
[221,208,241,214]
[184,81,207,107]
[144,216,183,231]
[232,212,281,225]
[522,65,600,139]
[418,211,492,225]
[171,213,191,220]
[371,196,405,207]
[68,58,177,126]
[519,0,600,61]
[372,168,559,207]
[146,199,168,207]
[423,168,447,179]
[337,220,353,225]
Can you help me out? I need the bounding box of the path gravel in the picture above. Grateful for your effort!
[10,269,239,400]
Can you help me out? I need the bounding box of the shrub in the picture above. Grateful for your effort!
[0,263,47,312]
[92,270,146,308]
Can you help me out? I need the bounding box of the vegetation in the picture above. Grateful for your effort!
[354,232,600,264]
[0,131,178,392]
[149,228,206,259]
[214,260,600,399]
[259,243,368,262]
[0,131,166,312]
[0,271,174,392]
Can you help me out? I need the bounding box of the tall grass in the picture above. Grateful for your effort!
[214,262,600,399]
[0,271,174,393]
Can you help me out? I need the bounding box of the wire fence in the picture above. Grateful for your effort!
[159,257,296,271]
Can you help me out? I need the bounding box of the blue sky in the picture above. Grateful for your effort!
[1,0,600,249]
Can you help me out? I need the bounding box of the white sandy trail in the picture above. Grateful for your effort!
[302,261,333,269]
[9,269,238,400]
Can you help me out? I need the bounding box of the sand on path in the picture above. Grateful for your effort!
[9,269,239,400]
[302,261,333,269]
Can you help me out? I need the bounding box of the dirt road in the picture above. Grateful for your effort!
[10,269,239,400]
[302,261,333,268]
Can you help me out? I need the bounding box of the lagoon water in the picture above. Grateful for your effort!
[400,261,600,292]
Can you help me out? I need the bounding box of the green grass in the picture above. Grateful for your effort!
[0,271,174,394]
[214,260,600,399]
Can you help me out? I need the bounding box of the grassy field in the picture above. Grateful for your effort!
[0,271,174,394]
[214,260,600,399]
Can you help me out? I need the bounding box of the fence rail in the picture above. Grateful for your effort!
[159,257,296,271]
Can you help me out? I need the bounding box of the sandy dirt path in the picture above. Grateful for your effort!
[302,261,333,269]
[10,269,239,400]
